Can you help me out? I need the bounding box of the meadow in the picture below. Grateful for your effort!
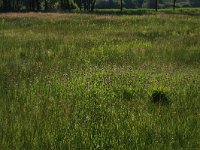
[0,11,200,149]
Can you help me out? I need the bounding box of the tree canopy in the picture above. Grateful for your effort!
[0,0,199,12]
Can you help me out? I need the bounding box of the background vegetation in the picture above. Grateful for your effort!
[0,0,200,12]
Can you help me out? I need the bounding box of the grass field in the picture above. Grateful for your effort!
[0,11,200,149]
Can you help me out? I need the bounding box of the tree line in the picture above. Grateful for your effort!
[0,0,97,12]
[0,0,199,12]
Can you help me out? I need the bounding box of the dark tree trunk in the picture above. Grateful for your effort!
[32,0,36,11]
[88,0,91,11]
[75,0,82,11]
[83,0,87,10]
[80,3,82,11]
[120,0,123,11]
[91,0,96,11]
[60,0,64,10]
[36,0,40,11]
[86,0,89,11]
[109,0,113,8]
[66,0,71,11]
[137,0,144,8]
[4,0,12,11]
[155,0,158,11]
[29,0,33,11]
[16,0,20,11]
[3,0,7,11]
[173,0,176,10]
[45,0,48,11]
[8,0,11,11]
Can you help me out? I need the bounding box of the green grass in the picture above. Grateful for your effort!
[0,11,200,149]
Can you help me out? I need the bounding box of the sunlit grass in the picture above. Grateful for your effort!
[0,11,200,149]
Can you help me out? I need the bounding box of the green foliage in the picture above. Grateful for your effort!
[0,11,200,149]
[0,0,199,12]
[189,0,200,7]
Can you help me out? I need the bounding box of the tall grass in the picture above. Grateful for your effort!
[0,12,200,149]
